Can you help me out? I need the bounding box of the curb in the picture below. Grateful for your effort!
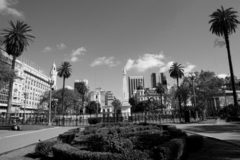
[183,130,240,148]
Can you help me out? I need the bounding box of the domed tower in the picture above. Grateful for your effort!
[50,62,58,89]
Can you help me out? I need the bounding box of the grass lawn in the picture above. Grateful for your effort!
[20,125,55,131]
[188,137,240,160]
[0,136,239,160]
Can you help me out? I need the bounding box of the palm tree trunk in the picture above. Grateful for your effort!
[224,32,238,107]
[7,56,16,115]
[62,77,65,114]
[177,77,182,116]
[82,95,84,114]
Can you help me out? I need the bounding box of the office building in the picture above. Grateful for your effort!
[0,51,52,113]
[151,73,157,88]
[105,91,114,106]
[128,76,144,98]
[160,73,167,85]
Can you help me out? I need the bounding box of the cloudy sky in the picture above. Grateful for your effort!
[1,0,240,99]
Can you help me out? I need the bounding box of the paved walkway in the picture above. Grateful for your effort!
[0,126,78,154]
[174,122,240,146]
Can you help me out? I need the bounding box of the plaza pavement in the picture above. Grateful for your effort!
[0,126,79,154]
[173,121,240,146]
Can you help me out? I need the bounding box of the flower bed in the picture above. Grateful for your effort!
[35,123,204,160]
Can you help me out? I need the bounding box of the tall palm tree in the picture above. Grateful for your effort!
[75,81,89,114]
[209,6,240,106]
[169,62,184,115]
[1,21,35,114]
[57,61,72,114]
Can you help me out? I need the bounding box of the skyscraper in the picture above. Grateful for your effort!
[160,73,167,85]
[151,73,157,88]
[128,76,144,98]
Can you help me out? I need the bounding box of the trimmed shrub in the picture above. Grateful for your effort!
[152,138,186,160]
[52,143,149,160]
[35,139,60,157]
[167,128,187,138]
[88,117,102,125]
[58,132,75,144]
[186,135,204,152]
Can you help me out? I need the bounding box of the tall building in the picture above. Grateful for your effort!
[128,76,144,98]
[0,51,52,113]
[122,68,130,106]
[151,73,157,88]
[160,73,167,85]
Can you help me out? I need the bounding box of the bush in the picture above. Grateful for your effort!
[152,138,186,160]
[53,143,149,160]
[186,135,204,152]
[35,139,60,157]
[88,117,102,125]
[58,132,75,144]
[167,128,187,138]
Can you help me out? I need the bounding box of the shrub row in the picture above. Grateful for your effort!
[52,143,149,160]
[58,132,75,144]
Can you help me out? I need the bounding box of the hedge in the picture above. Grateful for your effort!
[52,143,149,160]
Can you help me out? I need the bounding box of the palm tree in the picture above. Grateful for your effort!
[209,6,240,106]
[57,61,72,114]
[75,81,89,114]
[1,21,35,114]
[156,82,166,107]
[169,62,184,115]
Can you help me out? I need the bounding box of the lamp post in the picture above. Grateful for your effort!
[48,79,54,126]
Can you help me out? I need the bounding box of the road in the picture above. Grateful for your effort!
[174,122,240,146]
[0,127,78,154]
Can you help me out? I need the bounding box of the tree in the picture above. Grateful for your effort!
[156,82,166,106]
[129,97,136,112]
[175,82,191,107]
[209,6,240,106]
[75,81,89,113]
[0,52,16,90]
[1,21,35,114]
[57,61,72,114]
[186,70,224,119]
[169,62,184,115]
[85,101,101,115]
[111,99,122,113]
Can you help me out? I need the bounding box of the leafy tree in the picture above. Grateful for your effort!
[75,81,89,113]
[111,99,122,113]
[57,61,72,114]
[165,86,178,110]
[185,70,224,119]
[1,21,35,114]
[209,6,240,106]
[85,101,101,115]
[0,52,16,90]
[39,88,80,114]
[169,62,184,115]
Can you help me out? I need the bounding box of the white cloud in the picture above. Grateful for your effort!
[70,47,86,62]
[42,46,52,52]
[65,85,73,90]
[184,62,196,74]
[159,61,174,73]
[217,73,229,79]
[125,53,165,72]
[0,0,23,18]
[90,57,120,67]
[57,43,67,50]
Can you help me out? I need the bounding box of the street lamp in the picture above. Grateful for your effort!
[48,79,54,126]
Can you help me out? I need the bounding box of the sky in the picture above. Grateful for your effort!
[1,0,240,99]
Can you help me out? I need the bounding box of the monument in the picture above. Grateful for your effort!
[121,68,131,115]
